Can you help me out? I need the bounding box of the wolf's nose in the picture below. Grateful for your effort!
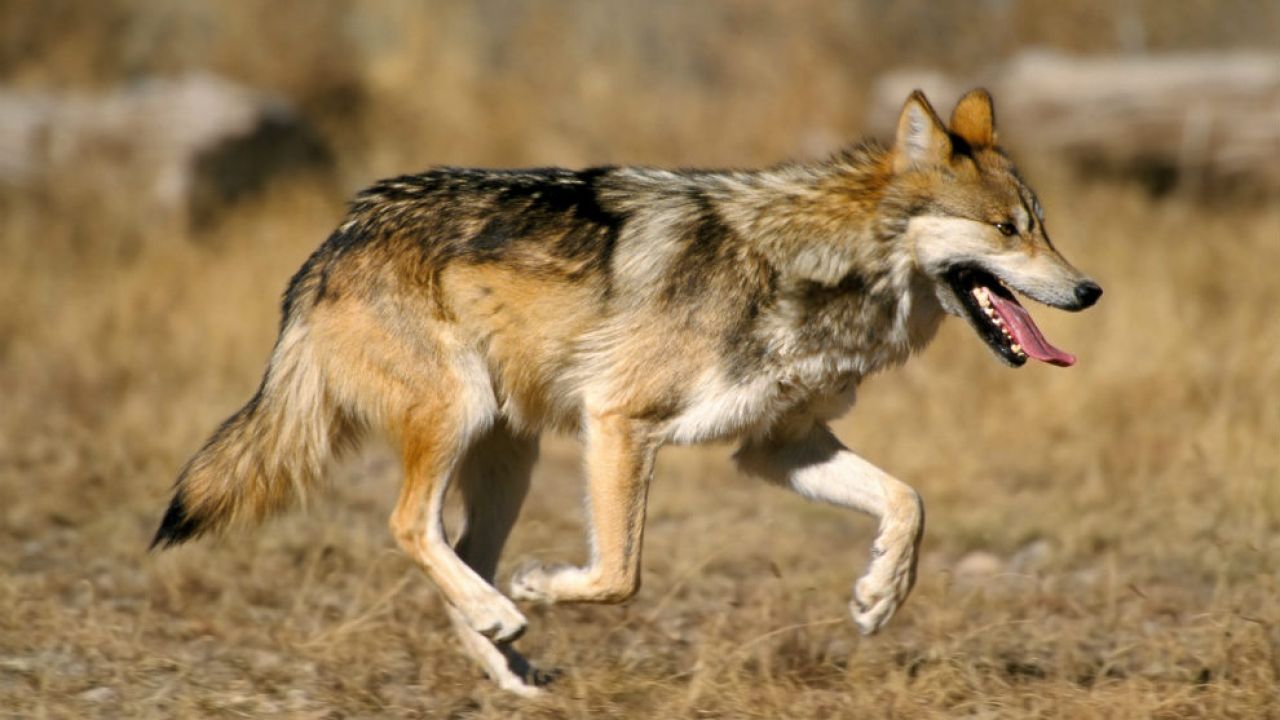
[1074,281,1103,308]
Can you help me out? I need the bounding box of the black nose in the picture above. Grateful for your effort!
[1074,281,1103,308]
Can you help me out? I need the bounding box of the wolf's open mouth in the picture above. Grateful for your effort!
[946,267,1076,367]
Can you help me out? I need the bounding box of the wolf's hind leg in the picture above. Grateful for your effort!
[446,422,555,694]
[454,421,537,584]
[510,412,656,604]
[390,409,528,643]
[735,421,924,634]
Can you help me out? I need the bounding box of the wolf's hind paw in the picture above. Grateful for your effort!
[493,647,561,697]
[463,593,528,642]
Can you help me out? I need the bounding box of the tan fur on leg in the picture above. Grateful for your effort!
[511,412,656,604]
[390,411,528,643]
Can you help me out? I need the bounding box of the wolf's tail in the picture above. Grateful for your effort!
[151,313,359,549]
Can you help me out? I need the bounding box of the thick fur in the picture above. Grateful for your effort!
[152,315,361,548]
[153,89,1099,694]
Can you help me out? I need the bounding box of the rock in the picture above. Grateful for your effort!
[954,551,1005,583]
[1010,539,1053,574]
[868,52,1280,197]
[78,686,117,704]
[0,73,335,228]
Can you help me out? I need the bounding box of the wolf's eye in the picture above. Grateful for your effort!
[995,222,1017,236]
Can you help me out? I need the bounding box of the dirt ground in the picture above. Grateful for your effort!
[3,3,1280,718]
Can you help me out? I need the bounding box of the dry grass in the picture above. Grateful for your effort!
[4,3,1280,718]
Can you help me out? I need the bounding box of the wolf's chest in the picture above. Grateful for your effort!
[659,358,861,445]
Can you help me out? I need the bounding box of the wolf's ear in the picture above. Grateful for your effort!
[950,88,996,148]
[893,90,952,172]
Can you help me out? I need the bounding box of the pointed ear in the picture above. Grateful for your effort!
[950,88,996,148]
[893,90,952,172]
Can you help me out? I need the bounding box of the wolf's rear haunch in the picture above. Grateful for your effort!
[151,290,359,549]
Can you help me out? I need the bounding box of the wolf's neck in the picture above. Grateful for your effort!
[715,150,943,376]
[758,248,942,380]
[714,148,900,283]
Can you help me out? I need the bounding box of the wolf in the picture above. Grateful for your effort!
[152,89,1101,695]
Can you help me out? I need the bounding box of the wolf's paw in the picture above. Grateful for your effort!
[509,561,578,603]
[447,604,552,697]
[494,661,561,698]
[850,548,917,635]
[461,592,528,643]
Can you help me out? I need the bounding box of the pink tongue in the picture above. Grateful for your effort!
[988,292,1076,367]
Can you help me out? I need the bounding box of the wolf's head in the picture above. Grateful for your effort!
[890,89,1101,368]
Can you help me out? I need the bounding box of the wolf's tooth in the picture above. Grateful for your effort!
[1011,343,1022,354]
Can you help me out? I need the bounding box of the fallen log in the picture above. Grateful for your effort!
[0,73,335,228]
[868,52,1280,196]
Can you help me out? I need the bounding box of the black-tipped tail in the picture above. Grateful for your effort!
[149,307,356,553]
[150,491,206,550]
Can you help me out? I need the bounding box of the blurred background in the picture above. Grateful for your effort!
[2,2,1279,717]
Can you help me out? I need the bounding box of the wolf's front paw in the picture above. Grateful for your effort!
[850,545,917,635]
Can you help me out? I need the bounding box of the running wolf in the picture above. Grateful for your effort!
[152,89,1101,694]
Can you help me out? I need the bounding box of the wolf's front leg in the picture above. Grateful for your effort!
[510,412,656,604]
[736,421,924,634]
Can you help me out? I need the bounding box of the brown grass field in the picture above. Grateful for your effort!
[3,3,1280,718]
